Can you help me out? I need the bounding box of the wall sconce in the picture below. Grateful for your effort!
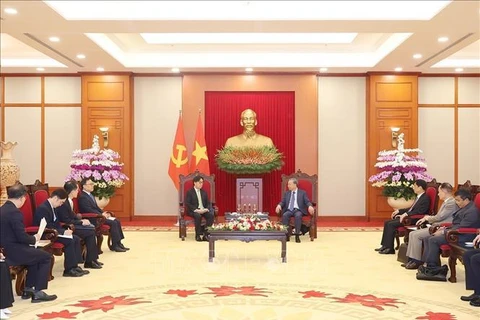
[99,127,109,148]
[391,127,400,148]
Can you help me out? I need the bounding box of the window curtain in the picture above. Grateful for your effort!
[205,91,295,215]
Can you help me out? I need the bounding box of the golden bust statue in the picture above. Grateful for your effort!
[224,109,274,148]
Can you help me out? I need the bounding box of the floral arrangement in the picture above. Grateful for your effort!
[368,136,433,200]
[208,214,287,231]
[215,146,284,174]
[65,136,129,199]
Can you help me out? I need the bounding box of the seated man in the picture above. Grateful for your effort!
[275,178,314,243]
[0,183,57,303]
[56,180,103,269]
[185,175,214,242]
[77,178,129,252]
[403,182,458,269]
[375,179,430,254]
[460,233,480,307]
[34,189,88,277]
[422,189,480,270]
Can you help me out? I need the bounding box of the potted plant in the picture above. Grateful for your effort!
[215,146,284,175]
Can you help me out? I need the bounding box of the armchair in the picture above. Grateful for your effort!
[178,170,218,241]
[278,169,318,241]
[72,197,109,254]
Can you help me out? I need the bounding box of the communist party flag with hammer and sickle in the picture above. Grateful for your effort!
[168,113,189,190]
[189,112,210,175]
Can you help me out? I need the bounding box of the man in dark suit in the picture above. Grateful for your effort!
[185,175,214,242]
[275,178,314,243]
[0,183,57,303]
[460,233,480,307]
[34,189,88,277]
[423,189,480,268]
[56,180,102,269]
[77,178,128,252]
[375,179,430,254]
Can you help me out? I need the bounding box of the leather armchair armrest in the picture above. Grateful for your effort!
[402,214,424,226]
[445,228,478,244]
[43,228,59,242]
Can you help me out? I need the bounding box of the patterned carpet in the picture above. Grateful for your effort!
[8,231,479,320]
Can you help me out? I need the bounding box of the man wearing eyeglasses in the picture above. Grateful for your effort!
[185,175,214,242]
[34,189,87,278]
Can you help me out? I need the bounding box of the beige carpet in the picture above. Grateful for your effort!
[9,231,478,320]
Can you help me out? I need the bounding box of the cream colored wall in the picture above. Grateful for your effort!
[458,78,480,104]
[418,77,455,104]
[418,108,455,184]
[5,77,41,103]
[133,77,183,215]
[45,77,81,103]
[318,77,366,216]
[458,108,480,185]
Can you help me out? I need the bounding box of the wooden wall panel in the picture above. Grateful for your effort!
[81,75,133,220]
[367,75,418,220]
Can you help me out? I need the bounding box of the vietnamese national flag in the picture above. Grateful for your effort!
[168,113,189,190]
[189,113,210,175]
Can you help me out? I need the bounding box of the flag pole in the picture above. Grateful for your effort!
[174,109,182,227]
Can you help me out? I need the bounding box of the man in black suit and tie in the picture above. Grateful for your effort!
[376,179,430,254]
[56,180,102,269]
[77,178,128,252]
[34,189,88,277]
[0,183,57,303]
[185,175,214,242]
[460,233,480,307]
[275,178,314,243]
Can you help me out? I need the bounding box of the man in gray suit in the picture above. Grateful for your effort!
[422,188,480,268]
[403,182,458,269]
[275,178,314,243]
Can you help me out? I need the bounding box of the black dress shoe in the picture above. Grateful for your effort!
[202,235,210,242]
[75,266,90,274]
[118,243,130,250]
[375,246,386,252]
[112,245,127,252]
[22,287,35,299]
[401,263,407,267]
[196,235,202,242]
[31,290,57,303]
[470,298,480,307]
[295,235,301,243]
[379,248,395,254]
[84,261,102,269]
[94,260,104,266]
[461,293,480,301]
[405,261,422,270]
[63,268,84,277]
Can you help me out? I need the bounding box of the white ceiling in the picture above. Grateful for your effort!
[0,0,479,74]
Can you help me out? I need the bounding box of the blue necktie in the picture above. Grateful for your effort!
[288,191,296,211]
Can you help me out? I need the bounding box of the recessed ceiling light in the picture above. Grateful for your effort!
[395,67,403,72]
[245,67,253,72]
[171,67,180,73]
[76,54,86,59]
[319,67,328,72]
[438,36,449,42]
[96,67,104,72]
[455,68,464,72]
[413,54,422,59]
[4,8,18,15]
[36,67,45,71]
[49,36,60,42]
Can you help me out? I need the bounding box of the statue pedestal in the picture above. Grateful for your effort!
[236,178,263,212]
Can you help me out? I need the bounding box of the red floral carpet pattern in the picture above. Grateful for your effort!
[30,284,473,319]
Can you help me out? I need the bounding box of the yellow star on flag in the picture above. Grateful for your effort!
[192,141,208,165]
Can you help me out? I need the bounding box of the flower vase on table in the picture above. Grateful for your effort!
[95,196,110,210]
[387,197,415,210]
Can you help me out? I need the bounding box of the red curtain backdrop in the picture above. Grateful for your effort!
[205,91,295,215]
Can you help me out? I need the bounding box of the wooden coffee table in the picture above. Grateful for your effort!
[207,230,288,263]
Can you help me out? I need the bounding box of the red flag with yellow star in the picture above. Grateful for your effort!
[189,113,210,175]
[168,113,189,190]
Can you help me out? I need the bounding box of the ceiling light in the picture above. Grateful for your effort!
[319,67,328,72]
[36,67,45,71]
[455,68,464,72]
[171,67,180,73]
[76,54,86,59]
[395,67,403,72]
[413,54,422,59]
[96,67,104,72]
[4,8,18,15]
[141,33,357,44]
[245,67,253,72]
[49,36,60,42]
[438,37,449,42]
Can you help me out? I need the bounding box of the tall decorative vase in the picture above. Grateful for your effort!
[95,196,110,210]
[387,197,415,210]
[0,142,21,205]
